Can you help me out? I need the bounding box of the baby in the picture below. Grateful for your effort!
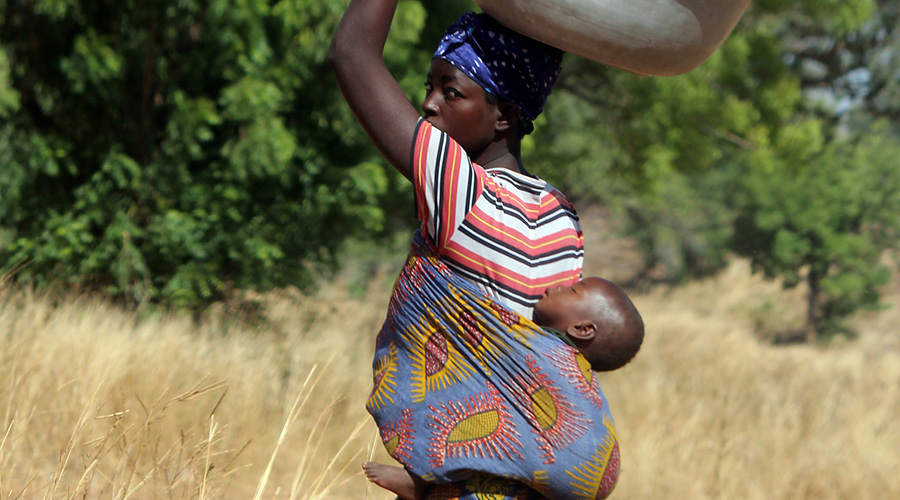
[363,277,644,500]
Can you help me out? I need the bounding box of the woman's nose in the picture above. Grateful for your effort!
[422,95,438,116]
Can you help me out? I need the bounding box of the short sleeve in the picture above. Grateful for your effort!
[410,119,485,248]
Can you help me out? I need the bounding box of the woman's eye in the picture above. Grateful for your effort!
[445,88,462,99]
[424,83,433,94]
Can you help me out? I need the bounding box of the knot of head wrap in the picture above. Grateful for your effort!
[433,12,563,121]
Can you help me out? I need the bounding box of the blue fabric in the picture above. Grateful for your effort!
[368,230,620,500]
[433,12,563,120]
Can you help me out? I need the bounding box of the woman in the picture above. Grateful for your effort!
[329,2,613,499]
[328,2,583,319]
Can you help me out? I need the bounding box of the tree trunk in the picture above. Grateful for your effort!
[805,268,821,343]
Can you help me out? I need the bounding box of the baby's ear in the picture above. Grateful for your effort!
[567,322,597,340]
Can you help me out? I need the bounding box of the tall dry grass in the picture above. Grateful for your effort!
[1,253,899,499]
[0,281,389,499]
[602,259,900,500]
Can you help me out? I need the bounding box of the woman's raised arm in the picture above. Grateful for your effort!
[328,0,422,181]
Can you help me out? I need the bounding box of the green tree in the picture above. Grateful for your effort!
[531,0,900,340]
[0,0,427,307]
[726,0,900,339]
[733,122,900,340]
[533,0,824,281]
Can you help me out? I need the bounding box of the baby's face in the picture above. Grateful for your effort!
[533,278,607,332]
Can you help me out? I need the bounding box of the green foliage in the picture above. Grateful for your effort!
[734,122,900,336]
[2,0,900,340]
[0,0,426,308]
[859,3,900,125]
[533,4,814,280]
[0,48,19,117]
[530,0,900,339]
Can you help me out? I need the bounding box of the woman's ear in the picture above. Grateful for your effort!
[567,322,597,340]
[495,102,520,133]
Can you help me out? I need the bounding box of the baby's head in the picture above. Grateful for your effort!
[533,278,644,372]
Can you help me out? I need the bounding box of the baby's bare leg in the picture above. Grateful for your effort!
[362,462,427,500]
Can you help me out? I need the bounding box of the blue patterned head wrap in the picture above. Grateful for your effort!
[433,12,563,121]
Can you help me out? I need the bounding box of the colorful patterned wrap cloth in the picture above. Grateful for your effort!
[367,231,620,500]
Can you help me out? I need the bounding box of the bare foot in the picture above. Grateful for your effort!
[362,462,423,500]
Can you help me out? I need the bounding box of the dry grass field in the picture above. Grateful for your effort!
[1,225,899,499]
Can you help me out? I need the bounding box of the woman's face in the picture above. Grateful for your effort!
[422,59,500,156]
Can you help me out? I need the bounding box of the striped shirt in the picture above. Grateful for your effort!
[411,118,584,318]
